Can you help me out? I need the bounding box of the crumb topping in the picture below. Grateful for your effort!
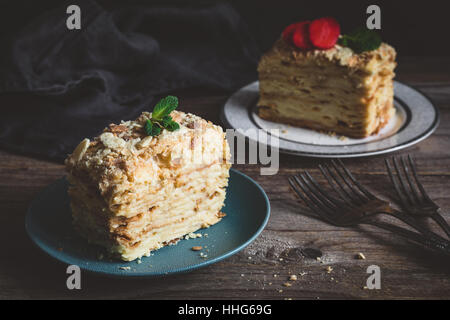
[269,38,396,71]
[65,110,230,202]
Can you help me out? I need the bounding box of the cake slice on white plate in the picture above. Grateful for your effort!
[257,17,397,138]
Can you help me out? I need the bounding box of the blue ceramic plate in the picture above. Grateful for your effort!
[25,169,270,277]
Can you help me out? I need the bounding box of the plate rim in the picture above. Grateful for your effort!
[221,81,440,158]
[25,168,271,278]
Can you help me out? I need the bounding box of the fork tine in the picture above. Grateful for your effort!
[288,176,335,223]
[392,156,415,205]
[408,155,450,238]
[335,159,377,200]
[303,171,339,204]
[385,158,410,207]
[301,171,350,211]
[319,163,359,204]
[318,164,350,204]
[400,156,421,203]
[297,173,336,210]
[294,175,338,215]
[289,177,316,210]
[408,155,433,202]
[331,160,368,202]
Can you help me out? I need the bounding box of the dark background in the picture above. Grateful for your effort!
[0,0,448,161]
[1,0,449,56]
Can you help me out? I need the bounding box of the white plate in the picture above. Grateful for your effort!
[221,81,439,158]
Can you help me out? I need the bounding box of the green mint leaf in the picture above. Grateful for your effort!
[166,121,180,132]
[162,115,173,127]
[144,95,181,136]
[152,96,178,120]
[151,125,161,136]
[338,28,381,53]
[144,119,162,136]
[338,35,350,47]
[144,119,153,136]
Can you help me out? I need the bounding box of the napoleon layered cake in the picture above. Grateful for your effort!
[257,17,397,138]
[65,96,231,261]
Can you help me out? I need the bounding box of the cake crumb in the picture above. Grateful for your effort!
[185,232,202,239]
[289,275,298,281]
[356,252,366,260]
[283,282,292,287]
[326,266,333,273]
[119,266,131,270]
[191,246,203,251]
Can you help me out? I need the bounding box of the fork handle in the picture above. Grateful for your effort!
[430,212,450,238]
[385,210,450,248]
[368,221,450,256]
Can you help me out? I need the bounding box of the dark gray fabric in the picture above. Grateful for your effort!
[0,0,260,161]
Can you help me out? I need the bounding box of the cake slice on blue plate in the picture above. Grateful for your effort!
[65,96,231,261]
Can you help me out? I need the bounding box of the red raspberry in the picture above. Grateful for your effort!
[292,21,312,49]
[283,21,309,44]
[282,22,299,43]
[309,17,340,49]
[282,23,296,43]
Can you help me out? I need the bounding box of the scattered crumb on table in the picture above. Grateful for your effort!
[356,252,366,260]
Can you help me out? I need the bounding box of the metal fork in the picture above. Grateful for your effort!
[288,160,450,255]
[385,155,450,238]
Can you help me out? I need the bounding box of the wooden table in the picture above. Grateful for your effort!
[1,57,449,300]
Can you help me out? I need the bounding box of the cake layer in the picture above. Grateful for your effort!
[259,67,394,100]
[68,162,228,218]
[71,188,226,261]
[69,163,228,240]
[258,81,394,137]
